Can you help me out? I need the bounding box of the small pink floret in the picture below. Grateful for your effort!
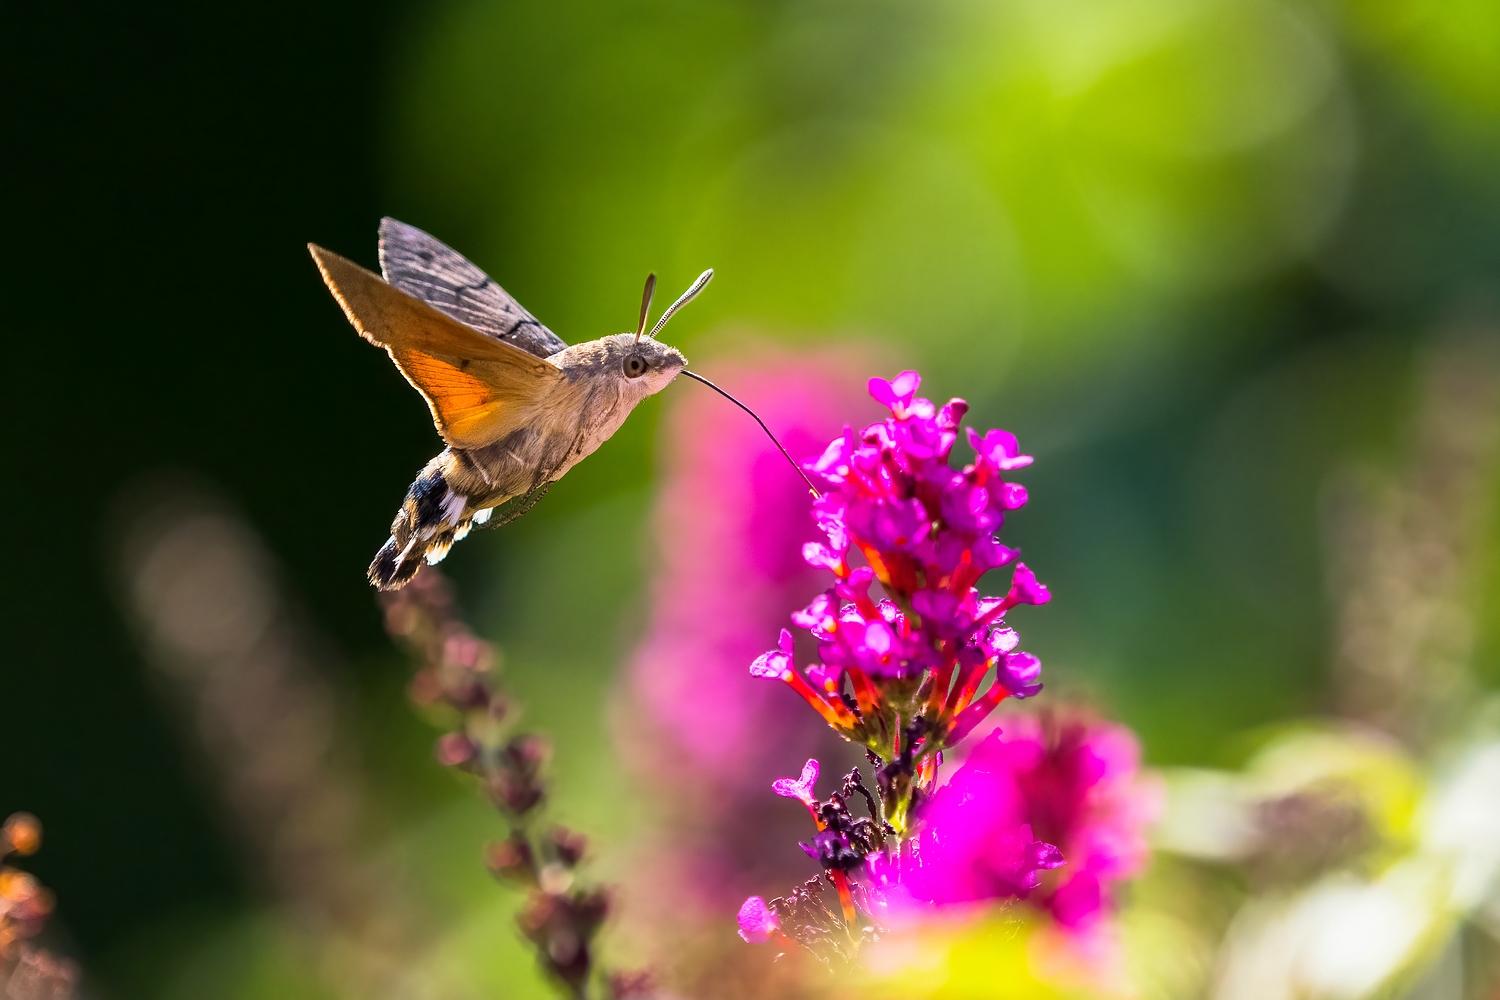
[749,652,788,680]
[771,758,820,805]
[435,732,476,766]
[737,895,779,944]
[1009,563,1051,606]
[967,426,1034,471]
[868,370,922,411]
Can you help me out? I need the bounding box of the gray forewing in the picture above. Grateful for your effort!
[377,218,569,360]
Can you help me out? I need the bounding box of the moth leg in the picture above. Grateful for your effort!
[506,481,551,524]
[475,477,554,532]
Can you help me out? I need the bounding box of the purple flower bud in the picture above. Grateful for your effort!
[813,493,850,553]
[863,619,896,658]
[983,626,1020,656]
[997,482,1028,510]
[807,433,854,484]
[972,536,1020,572]
[937,398,969,430]
[911,589,964,637]
[846,496,930,551]
[806,662,843,689]
[941,481,1001,533]
[737,896,779,944]
[998,650,1043,698]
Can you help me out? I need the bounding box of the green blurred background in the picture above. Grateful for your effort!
[6,0,1500,995]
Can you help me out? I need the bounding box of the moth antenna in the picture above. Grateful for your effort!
[635,273,657,344]
[681,370,820,497]
[647,269,713,340]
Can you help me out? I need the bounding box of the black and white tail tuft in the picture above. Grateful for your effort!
[367,468,473,590]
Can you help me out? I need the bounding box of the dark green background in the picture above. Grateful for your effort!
[5,0,408,961]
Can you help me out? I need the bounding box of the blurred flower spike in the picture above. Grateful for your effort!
[752,370,1051,834]
[0,815,52,957]
[1,813,79,998]
[382,571,635,998]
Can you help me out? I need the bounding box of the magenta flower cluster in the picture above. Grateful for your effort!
[732,370,1161,972]
[751,371,1051,765]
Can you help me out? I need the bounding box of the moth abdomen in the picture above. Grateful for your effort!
[368,460,476,590]
[369,538,418,590]
[410,469,459,530]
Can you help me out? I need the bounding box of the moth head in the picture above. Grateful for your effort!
[621,335,688,390]
[618,268,710,391]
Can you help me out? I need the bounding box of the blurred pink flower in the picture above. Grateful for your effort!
[923,711,1162,963]
[623,350,874,789]
[867,765,1065,912]
[853,711,1157,982]
[613,349,884,968]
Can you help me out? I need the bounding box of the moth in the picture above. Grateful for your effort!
[309,218,717,590]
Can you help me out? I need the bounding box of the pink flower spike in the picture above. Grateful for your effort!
[772,758,821,807]
[737,896,780,944]
[868,371,921,413]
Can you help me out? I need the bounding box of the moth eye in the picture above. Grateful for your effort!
[624,355,648,379]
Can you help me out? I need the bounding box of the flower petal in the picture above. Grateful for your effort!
[869,370,921,411]
[737,896,779,944]
[772,758,820,804]
[1008,563,1051,605]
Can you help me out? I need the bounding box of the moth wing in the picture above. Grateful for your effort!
[378,217,569,360]
[310,244,563,449]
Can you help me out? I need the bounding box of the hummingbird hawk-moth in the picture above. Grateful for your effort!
[309,218,715,590]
